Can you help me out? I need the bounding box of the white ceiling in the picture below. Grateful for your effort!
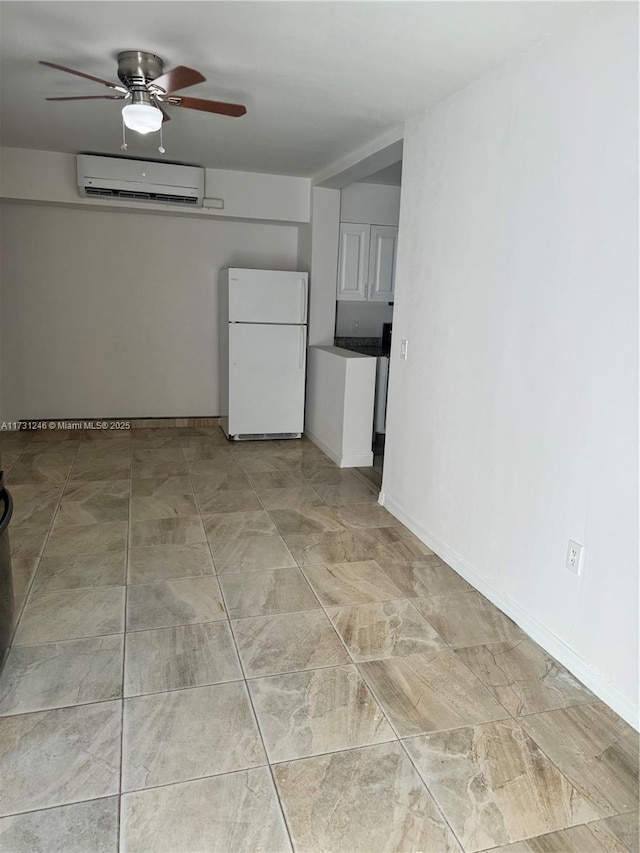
[0,1,604,177]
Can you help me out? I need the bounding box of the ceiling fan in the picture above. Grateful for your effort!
[40,50,247,137]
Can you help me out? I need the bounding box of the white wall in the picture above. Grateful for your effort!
[340,182,401,227]
[306,187,340,346]
[1,203,298,419]
[0,148,310,224]
[383,7,639,725]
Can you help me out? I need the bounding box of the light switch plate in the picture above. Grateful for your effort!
[400,339,409,360]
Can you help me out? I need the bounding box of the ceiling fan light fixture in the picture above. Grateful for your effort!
[122,103,163,134]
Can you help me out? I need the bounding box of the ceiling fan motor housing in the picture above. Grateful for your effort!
[117,51,165,89]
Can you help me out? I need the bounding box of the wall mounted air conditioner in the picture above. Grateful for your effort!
[77,155,205,208]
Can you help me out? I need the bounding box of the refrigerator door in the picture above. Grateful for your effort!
[228,269,307,324]
[228,323,306,436]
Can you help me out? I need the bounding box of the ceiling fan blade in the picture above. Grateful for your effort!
[46,95,125,101]
[151,65,205,94]
[39,60,125,92]
[166,95,247,117]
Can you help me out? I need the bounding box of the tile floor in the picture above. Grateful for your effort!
[0,427,637,853]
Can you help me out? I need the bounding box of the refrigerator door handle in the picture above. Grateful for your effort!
[299,326,306,368]
[300,279,307,324]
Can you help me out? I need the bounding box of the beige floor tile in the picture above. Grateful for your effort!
[126,576,225,631]
[233,610,350,677]
[489,819,634,852]
[247,471,306,491]
[130,494,199,521]
[258,485,325,509]
[331,503,404,529]
[303,467,366,486]
[328,599,448,661]
[591,812,639,852]
[9,524,50,559]
[129,516,205,547]
[10,556,40,597]
[303,560,407,606]
[520,703,639,816]
[237,454,297,474]
[284,527,408,567]
[8,452,75,484]
[268,506,346,535]
[249,665,394,762]
[0,797,119,853]
[122,682,266,791]
[310,480,379,506]
[131,475,192,496]
[219,567,319,618]
[56,480,130,526]
[74,442,131,461]
[404,719,604,852]
[14,587,125,645]
[359,649,507,736]
[131,461,188,479]
[203,509,276,540]
[187,458,244,476]
[210,534,296,573]
[44,521,128,557]
[0,635,123,715]
[196,489,263,514]
[69,459,131,481]
[127,542,214,584]
[9,484,63,526]
[61,474,130,498]
[131,448,185,464]
[121,768,291,853]
[273,741,461,853]
[32,552,126,594]
[124,621,241,695]
[0,701,121,817]
[379,555,474,597]
[189,471,252,495]
[456,636,595,716]
[413,590,523,648]
[181,444,235,461]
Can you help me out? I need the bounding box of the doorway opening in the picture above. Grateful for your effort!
[332,159,403,487]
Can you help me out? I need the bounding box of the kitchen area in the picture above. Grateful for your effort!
[332,162,402,479]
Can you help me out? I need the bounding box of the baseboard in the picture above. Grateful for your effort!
[379,489,639,731]
[305,430,373,468]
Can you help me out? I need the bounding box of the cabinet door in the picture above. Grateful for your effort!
[337,223,370,301]
[368,225,398,302]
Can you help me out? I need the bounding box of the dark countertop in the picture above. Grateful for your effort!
[334,336,389,357]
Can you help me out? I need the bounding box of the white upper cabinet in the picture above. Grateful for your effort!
[368,225,398,302]
[337,222,398,302]
[337,223,370,301]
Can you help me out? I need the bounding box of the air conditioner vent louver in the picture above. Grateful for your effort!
[85,187,199,205]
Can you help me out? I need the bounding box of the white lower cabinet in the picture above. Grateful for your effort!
[337,222,398,302]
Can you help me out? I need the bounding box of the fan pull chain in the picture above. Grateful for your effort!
[158,123,165,155]
[120,117,128,151]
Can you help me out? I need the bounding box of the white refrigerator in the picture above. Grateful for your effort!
[219,268,308,440]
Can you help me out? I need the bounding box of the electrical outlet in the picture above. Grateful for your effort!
[351,320,359,332]
[566,540,583,575]
[400,339,409,360]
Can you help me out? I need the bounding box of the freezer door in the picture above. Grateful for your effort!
[228,269,308,324]
[228,323,306,436]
